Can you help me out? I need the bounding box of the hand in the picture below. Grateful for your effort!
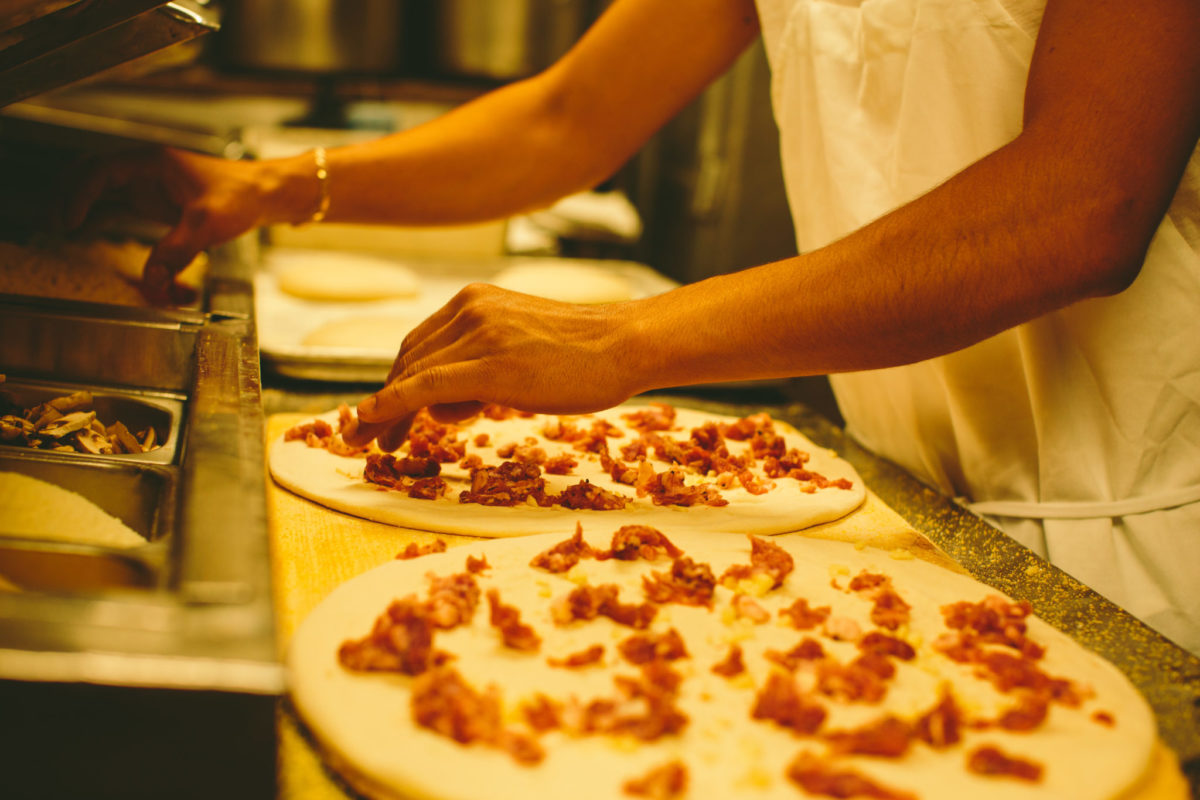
[58,147,272,304]
[343,283,644,451]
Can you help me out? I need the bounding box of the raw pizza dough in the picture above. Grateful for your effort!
[268,404,866,537]
[491,261,634,304]
[0,471,146,548]
[269,249,421,302]
[301,314,423,350]
[288,527,1177,800]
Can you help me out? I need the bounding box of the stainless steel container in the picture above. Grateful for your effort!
[433,0,590,80]
[215,0,405,74]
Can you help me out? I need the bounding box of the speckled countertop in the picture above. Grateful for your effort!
[262,384,1200,797]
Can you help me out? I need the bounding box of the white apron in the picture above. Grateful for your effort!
[755,0,1200,655]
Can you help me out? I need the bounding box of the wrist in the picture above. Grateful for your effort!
[258,150,331,227]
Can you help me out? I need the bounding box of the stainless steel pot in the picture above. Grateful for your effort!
[214,0,405,74]
[433,0,590,80]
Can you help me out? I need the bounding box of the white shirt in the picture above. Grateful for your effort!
[754,0,1200,655]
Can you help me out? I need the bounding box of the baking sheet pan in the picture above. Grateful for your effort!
[255,252,679,383]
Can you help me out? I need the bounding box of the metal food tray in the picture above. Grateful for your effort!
[0,242,280,799]
[256,252,680,383]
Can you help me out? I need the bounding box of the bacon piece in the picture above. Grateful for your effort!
[544,453,578,475]
[996,693,1049,731]
[553,584,657,629]
[284,418,332,442]
[710,644,746,677]
[426,572,481,629]
[530,523,596,573]
[459,461,549,507]
[858,631,916,661]
[618,628,689,665]
[780,598,832,630]
[751,672,827,735]
[823,616,863,643]
[408,476,447,500]
[522,693,563,732]
[814,656,890,704]
[639,467,728,507]
[406,409,467,463]
[411,666,544,765]
[914,688,964,749]
[363,453,409,490]
[764,637,826,671]
[622,404,677,432]
[786,752,917,800]
[622,760,688,800]
[465,554,490,574]
[966,746,1044,782]
[558,481,631,510]
[848,572,911,631]
[473,433,490,447]
[603,525,684,561]
[396,540,447,560]
[547,644,605,668]
[940,595,1045,659]
[642,557,716,607]
[1092,710,1116,727]
[487,588,541,652]
[825,715,913,758]
[720,535,795,590]
[458,452,484,471]
[338,596,437,675]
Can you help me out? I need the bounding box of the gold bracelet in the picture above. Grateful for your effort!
[309,146,330,223]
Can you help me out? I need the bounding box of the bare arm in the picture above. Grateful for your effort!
[59,0,759,287]
[350,0,1200,447]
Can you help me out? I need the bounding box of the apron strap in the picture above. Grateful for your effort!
[966,483,1200,520]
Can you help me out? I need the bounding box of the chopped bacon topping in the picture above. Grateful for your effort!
[618,628,689,665]
[848,571,911,631]
[465,554,490,574]
[495,438,548,466]
[603,525,684,561]
[764,637,826,671]
[284,405,368,456]
[472,432,490,447]
[638,466,728,507]
[710,644,746,677]
[780,598,832,630]
[642,557,716,607]
[914,689,964,749]
[552,584,657,629]
[426,572,481,629]
[487,588,541,652]
[544,453,578,475]
[408,476,447,500]
[826,715,913,758]
[405,409,467,463]
[940,595,1044,659]
[995,693,1049,731]
[622,760,688,800]
[858,631,916,661]
[786,752,917,800]
[622,404,677,433]
[338,596,438,676]
[459,461,550,507]
[751,672,827,735]
[567,662,688,742]
[558,481,631,510]
[530,523,597,573]
[814,655,890,704]
[284,417,332,442]
[720,535,795,590]
[522,693,563,732]
[966,745,1044,782]
[411,666,544,765]
[1092,710,1116,727]
[547,644,605,668]
[396,540,448,560]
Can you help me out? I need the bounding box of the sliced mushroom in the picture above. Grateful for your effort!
[48,391,93,414]
[106,421,143,454]
[30,405,63,430]
[138,426,158,451]
[39,411,97,439]
[74,427,114,455]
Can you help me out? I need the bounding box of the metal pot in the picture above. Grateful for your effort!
[433,0,590,81]
[214,0,405,75]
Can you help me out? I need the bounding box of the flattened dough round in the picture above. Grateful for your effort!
[270,249,420,302]
[268,404,866,537]
[491,260,633,304]
[301,314,423,350]
[288,528,1170,800]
